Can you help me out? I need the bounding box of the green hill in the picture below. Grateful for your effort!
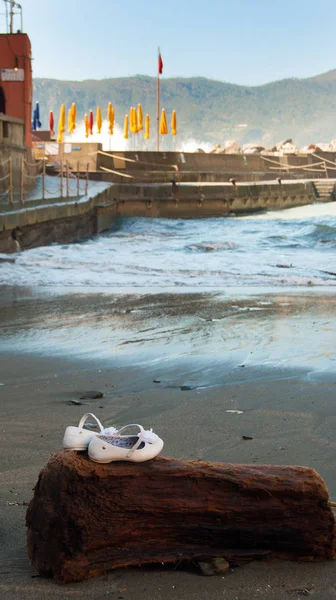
[33,71,336,147]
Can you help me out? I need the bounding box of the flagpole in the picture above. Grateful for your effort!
[156,48,160,152]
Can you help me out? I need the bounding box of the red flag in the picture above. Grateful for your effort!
[49,110,54,136]
[89,110,94,135]
[158,49,163,75]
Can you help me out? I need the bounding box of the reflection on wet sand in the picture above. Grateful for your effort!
[0,290,335,385]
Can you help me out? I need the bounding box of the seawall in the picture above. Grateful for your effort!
[0,180,332,253]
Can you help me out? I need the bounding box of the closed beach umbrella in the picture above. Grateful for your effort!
[34,102,42,129]
[111,107,115,133]
[160,108,168,135]
[57,104,66,142]
[137,104,143,131]
[68,108,73,134]
[71,103,77,131]
[96,106,102,134]
[171,110,177,136]
[130,106,138,134]
[123,114,129,139]
[108,102,114,135]
[89,110,94,135]
[60,103,66,133]
[144,114,150,140]
[49,110,54,136]
[84,113,89,138]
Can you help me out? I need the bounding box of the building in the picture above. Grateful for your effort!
[0,31,33,147]
[0,4,36,196]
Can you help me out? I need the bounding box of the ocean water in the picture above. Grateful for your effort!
[0,202,335,380]
[0,202,335,289]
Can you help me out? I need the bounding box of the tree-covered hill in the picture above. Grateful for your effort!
[33,70,336,147]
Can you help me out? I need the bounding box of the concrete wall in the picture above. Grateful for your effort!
[96,181,317,228]
[0,180,329,253]
[95,150,336,183]
[0,114,36,193]
[33,142,101,172]
[31,145,336,183]
[0,185,115,252]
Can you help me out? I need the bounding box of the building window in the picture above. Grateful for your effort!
[3,121,9,138]
[0,87,5,114]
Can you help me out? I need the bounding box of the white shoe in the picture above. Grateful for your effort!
[88,423,164,463]
[63,413,118,451]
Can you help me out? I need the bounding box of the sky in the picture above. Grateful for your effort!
[1,0,336,85]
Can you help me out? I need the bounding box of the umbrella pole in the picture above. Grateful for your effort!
[156,74,160,152]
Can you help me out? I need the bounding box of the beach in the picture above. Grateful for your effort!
[1,205,336,598]
[0,287,336,599]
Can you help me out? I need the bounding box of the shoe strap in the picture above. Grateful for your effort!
[126,425,146,457]
[78,413,104,432]
[112,423,142,436]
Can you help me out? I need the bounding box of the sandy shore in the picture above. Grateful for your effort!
[1,345,336,599]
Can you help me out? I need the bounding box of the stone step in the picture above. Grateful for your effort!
[313,181,335,197]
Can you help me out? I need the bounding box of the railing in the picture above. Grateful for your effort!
[0,158,90,206]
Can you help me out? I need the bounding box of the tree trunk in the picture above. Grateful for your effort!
[26,451,336,583]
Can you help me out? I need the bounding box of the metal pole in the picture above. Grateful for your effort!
[66,161,69,197]
[85,162,89,195]
[42,158,45,200]
[60,161,63,198]
[9,156,13,205]
[9,0,14,33]
[20,156,24,205]
[77,160,80,197]
[156,73,160,152]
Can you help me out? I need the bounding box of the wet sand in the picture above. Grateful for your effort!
[1,291,336,599]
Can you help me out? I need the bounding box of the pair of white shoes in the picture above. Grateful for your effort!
[63,413,164,463]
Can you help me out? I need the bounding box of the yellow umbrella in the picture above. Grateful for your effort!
[123,114,129,139]
[171,110,177,136]
[160,108,168,135]
[84,113,89,138]
[144,114,150,140]
[68,108,73,134]
[96,106,102,134]
[108,102,114,135]
[60,103,66,133]
[57,104,65,141]
[59,103,66,134]
[130,106,138,134]
[71,103,77,131]
[137,104,143,131]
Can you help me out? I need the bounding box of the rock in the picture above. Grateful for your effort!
[242,144,265,154]
[180,385,194,391]
[274,138,300,155]
[79,391,104,400]
[209,143,222,154]
[198,557,230,576]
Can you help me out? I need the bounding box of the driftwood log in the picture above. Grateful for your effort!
[26,451,336,583]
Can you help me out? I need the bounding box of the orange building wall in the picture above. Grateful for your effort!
[0,33,33,147]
